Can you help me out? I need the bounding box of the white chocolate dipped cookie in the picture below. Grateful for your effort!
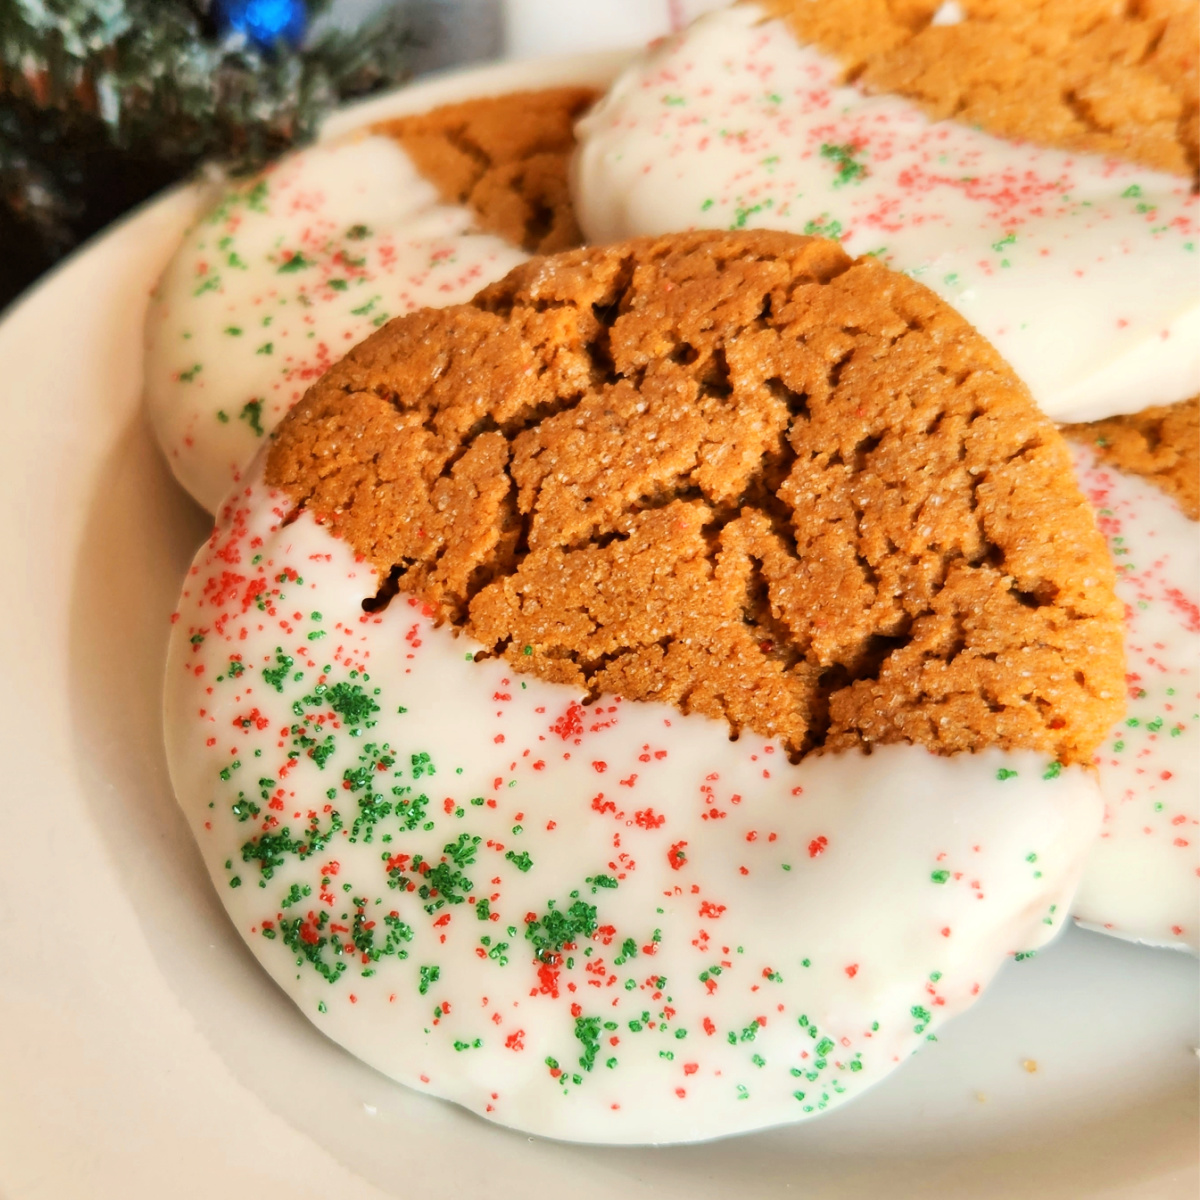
[1065,406,1200,951]
[570,2,1200,424]
[146,88,595,513]
[166,231,1122,1142]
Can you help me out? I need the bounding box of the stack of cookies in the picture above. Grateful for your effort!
[151,0,1198,1145]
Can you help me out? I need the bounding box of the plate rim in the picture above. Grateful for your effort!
[0,43,1196,1200]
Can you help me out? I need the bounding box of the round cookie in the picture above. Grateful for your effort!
[1061,397,1200,951]
[145,87,596,514]
[570,2,1200,423]
[167,233,1111,1141]
[268,229,1124,766]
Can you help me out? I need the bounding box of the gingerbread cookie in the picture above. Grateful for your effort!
[571,2,1200,424]
[145,87,596,513]
[1063,396,1199,522]
[267,229,1124,768]
[374,87,597,254]
[766,0,1198,177]
[166,237,1111,1138]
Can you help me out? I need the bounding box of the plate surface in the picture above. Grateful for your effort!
[0,51,1196,1200]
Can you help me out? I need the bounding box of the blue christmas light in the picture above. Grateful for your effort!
[215,0,308,50]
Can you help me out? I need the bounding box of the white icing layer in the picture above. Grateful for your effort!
[165,457,1102,1144]
[145,135,527,513]
[571,5,1200,423]
[1071,445,1200,951]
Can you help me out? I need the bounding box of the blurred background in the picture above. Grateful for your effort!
[0,0,726,310]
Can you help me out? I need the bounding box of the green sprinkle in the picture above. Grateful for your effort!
[525,895,598,964]
[278,252,313,273]
[819,142,868,187]
[505,850,534,873]
[239,399,265,437]
[262,648,294,692]
[802,213,843,239]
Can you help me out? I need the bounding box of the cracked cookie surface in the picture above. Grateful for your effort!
[373,87,599,254]
[763,0,1198,177]
[267,229,1124,765]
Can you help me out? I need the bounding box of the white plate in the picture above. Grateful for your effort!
[0,52,1196,1200]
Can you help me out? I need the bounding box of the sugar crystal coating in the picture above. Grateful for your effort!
[267,230,1124,765]
[765,0,1198,177]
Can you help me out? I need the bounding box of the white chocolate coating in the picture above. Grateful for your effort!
[165,456,1103,1144]
[1071,445,1200,951]
[571,5,1200,423]
[145,135,527,513]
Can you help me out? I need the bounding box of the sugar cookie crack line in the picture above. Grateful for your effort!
[267,229,1124,766]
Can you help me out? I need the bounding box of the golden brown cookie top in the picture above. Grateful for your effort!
[267,229,1125,766]
[762,0,1198,177]
[373,87,598,254]
[1063,396,1200,520]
